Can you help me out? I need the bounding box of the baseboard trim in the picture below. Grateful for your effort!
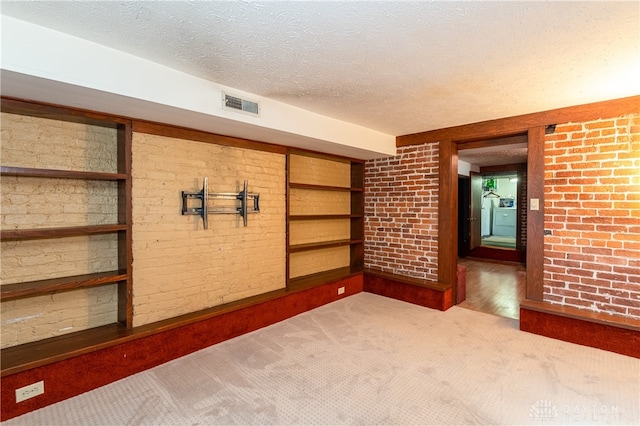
[363,269,453,311]
[520,300,640,359]
[0,274,363,421]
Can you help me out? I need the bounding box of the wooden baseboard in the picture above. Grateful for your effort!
[520,300,640,359]
[0,274,363,422]
[467,246,525,263]
[363,269,453,311]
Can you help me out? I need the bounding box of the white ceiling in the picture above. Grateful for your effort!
[2,1,639,147]
[458,143,529,167]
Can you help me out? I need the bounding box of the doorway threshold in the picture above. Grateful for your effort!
[468,245,525,263]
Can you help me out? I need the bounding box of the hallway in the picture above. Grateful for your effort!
[457,258,526,320]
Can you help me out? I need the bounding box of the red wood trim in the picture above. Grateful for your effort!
[132,120,288,154]
[467,246,525,263]
[0,275,363,421]
[397,95,640,147]
[526,126,545,301]
[364,270,453,311]
[520,302,640,358]
[1,97,130,126]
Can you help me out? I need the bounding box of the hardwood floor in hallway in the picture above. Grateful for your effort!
[457,257,526,320]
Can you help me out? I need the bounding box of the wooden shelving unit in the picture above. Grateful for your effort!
[287,151,365,286]
[0,98,133,375]
[0,225,128,241]
[1,271,128,302]
[0,166,128,181]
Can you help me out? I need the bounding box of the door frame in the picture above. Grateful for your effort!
[396,96,639,305]
[439,130,545,304]
[468,170,483,251]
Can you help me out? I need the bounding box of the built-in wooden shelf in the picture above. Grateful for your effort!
[1,224,128,241]
[0,166,128,181]
[0,98,133,385]
[288,266,363,290]
[289,239,363,253]
[289,214,362,220]
[286,153,365,286]
[289,182,351,192]
[0,272,362,377]
[1,270,128,302]
[0,323,129,377]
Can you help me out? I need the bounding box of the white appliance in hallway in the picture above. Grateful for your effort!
[493,198,516,237]
[481,206,491,237]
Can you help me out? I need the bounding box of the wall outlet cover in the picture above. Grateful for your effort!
[16,381,44,403]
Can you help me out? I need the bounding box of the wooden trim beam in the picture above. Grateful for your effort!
[132,120,288,155]
[397,95,640,147]
[526,126,545,301]
[437,140,458,295]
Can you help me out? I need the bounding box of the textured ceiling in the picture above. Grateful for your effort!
[458,144,528,168]
[2,1,639,139]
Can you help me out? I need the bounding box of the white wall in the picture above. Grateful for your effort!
[0,15,396,160]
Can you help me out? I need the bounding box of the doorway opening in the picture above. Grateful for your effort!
[457,135,527,319]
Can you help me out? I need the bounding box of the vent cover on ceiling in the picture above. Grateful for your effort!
[222,92,260,116]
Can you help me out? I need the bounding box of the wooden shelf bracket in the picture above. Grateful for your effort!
[181,177,260,229]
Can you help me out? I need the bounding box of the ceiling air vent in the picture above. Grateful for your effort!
[222,92,260,116]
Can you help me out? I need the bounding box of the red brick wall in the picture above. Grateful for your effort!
[519,169,528,248]
[544,114,640,319]
[364,143,439,281]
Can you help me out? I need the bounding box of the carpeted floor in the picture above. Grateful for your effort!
[6,293,638,425]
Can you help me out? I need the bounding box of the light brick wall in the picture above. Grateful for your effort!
[289,189,351,215]
[289,246,351,278]
[131,133,286,326]
[543,114,640,319]
[1,112,118,172]
[290,219,350,245]
[364,143,439,280]
[289,154,351,187]
[0,113,119,348]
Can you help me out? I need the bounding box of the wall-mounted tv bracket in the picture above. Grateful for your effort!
[181,177,260,229]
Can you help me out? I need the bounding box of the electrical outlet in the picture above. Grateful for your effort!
[16,381,44,403]
[338,286,345,295]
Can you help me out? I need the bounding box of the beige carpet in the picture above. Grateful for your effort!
[6,293,638,425]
